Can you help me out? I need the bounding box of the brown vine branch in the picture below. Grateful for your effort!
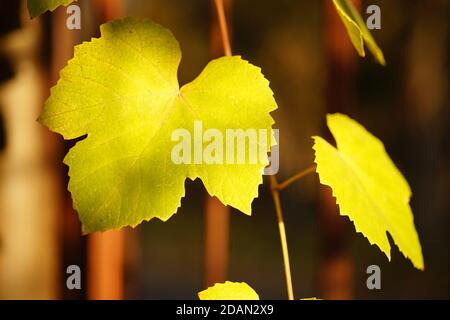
[277,165,317,191]
[269,175,294,300]
[214,0,314,301]
[213,0,232,56]
[204,0,233,287]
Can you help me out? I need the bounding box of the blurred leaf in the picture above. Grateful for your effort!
[198,281,320,300]
[313,113,424,270]
[27,0,75,18]
[39,18,277,233]
[332,0,386,65]
[198,282,260,300]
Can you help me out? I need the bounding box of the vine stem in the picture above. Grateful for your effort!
[213,0,232,56]
[269,175,294,300]
[214,0,314,301]
[277,165,316,191]
[269,165,316,300]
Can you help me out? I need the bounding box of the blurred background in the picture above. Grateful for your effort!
[0,0,448,299]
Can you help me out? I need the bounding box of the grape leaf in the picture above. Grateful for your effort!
[38,18,277,233]
[313,114,424,270]
[198,282,259,300]
[27,0,75,18]
[332,0,386,65]
[198,281,319,300]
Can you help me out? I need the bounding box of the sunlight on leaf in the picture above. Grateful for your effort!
[27,0,75,18]
[38,18,277,233]
[198,281,320,300]
[198,282,259,300]
[332,0,386,65]
[313,113,424,270]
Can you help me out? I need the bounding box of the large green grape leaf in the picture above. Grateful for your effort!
[38,18,277,233]
[332,0,386,65]
[198,282,259,300]
[313,114,424,270]
[28,0,75,18]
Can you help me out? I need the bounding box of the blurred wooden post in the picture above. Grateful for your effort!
[87,0,125,300]
[319,0,360,300]
[88,231,124,299]
[0,0,63,299]
[204,0,232,287]
[49,4,86,300]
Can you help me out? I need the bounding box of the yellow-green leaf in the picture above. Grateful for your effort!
[198,281,320,300]
[27,0,75,18]
[313,113,424,270]
[332,0,386,65]
[198,282,260,300]
[38,18,277,233]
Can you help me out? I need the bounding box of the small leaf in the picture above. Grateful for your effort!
[198,282,320,300]
[39,18,277,233]
[27,0,76,18]
[332,0,386,65]
[198,282,260,300]
[313,113,424,270]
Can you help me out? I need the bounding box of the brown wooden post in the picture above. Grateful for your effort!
[204,0,233,288]
[87,0,125,300]
[320,0,360,300]
[49,3,86,300]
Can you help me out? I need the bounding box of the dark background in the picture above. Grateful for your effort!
[0,0,448,299]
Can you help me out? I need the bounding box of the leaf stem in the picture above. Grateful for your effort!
[214,0,306,301]
[277,165,316,191]
[213,0,232,56]
[269,175,295,300]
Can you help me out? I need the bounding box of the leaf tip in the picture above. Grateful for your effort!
[377,52,387,66]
